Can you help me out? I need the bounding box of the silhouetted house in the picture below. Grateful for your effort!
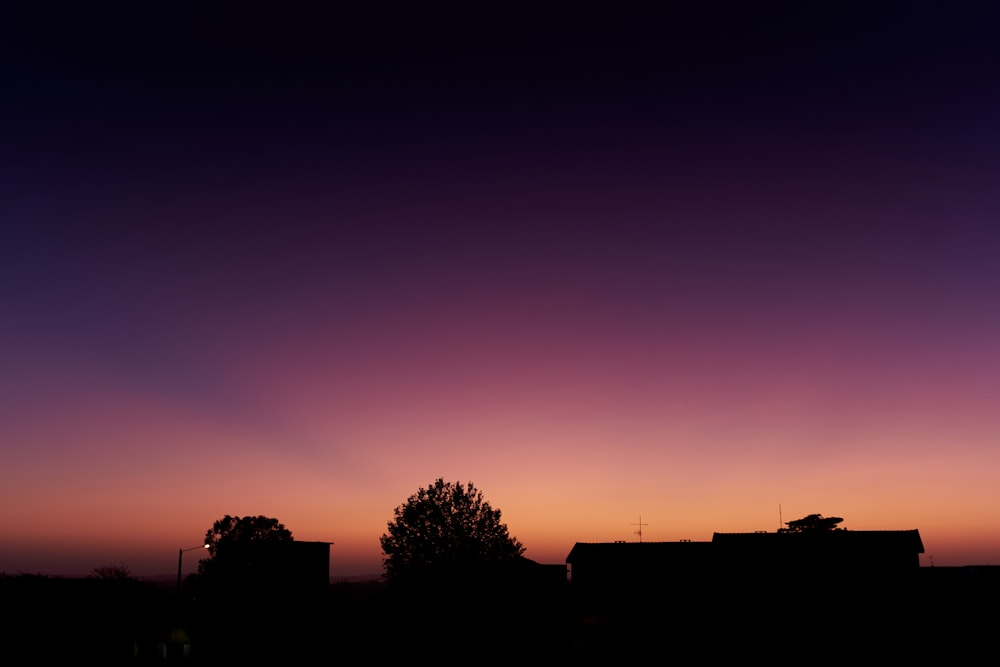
[200,540,332,603]
[453,557,569,619]
[388,556,566,599]
[378,557,568,652]
[711,529,924,585]
[238,540,331,595]
[481,557,568,596]
[566,529,924,606]
[191,541,333,660]
[567,541,714,605]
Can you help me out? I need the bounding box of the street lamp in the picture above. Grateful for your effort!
[177,543,209,592]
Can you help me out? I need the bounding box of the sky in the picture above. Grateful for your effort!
[2,4,999,579]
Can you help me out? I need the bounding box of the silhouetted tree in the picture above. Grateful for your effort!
[779,513,844,532]
[90,563,132,580]
[198,514,293,577]
[380,478,525,584]
[191,515,317,660]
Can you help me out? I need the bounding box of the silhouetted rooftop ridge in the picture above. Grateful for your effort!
[711,529,921,535]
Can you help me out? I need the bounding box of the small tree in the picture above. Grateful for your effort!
[779,513,844,533]
[380,478,525,584]
[198,514,293,577]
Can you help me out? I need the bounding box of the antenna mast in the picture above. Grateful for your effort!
[631,516,648,543]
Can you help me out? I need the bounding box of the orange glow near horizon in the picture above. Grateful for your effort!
[4,9,1000,580]
[4,346,1000,577]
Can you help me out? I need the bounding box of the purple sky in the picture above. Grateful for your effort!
[2,4,999,577]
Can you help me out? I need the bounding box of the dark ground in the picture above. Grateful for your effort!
[3,567,996,662]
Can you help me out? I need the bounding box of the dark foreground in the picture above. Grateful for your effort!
[3,567,996,662]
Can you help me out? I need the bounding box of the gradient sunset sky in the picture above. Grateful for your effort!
[2,4,998,578]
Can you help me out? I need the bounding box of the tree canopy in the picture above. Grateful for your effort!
[198,514,293,576]
[779,513,844,533]
[380,478,525,583]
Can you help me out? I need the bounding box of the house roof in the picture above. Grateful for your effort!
[566,540,711,563]
[711,529,924,553]
[566,529,925,563]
